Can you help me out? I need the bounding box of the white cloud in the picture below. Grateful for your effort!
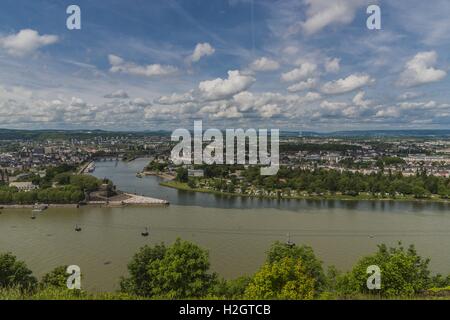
[200,102,243,120]
[0,29,58,57]
[104,90,129,99]
[156,91,195,105]
[321,73,374,94]
[301,0,369,35]
[198,70,255,101]
[375,107,400,118]
[287,78,317,92]
[108,54,178,77]
[281,62,317,82]
[302,91,322,102]
[397,51,446,87]
[188,43,215,63]
[398,91,422,101]
[352,91,371,107]
[283,46,300,56]
[324,57,340,73]
[249,57,280,72]
[131,98,151,107]
[260,104,282,118]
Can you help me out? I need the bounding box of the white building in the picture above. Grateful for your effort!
[9,182,38,191]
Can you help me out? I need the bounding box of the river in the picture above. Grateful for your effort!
[0,158,449,292]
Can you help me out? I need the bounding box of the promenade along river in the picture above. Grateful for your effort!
[1,158,449,292]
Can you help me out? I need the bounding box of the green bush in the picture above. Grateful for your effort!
[120,239,217,299]
[336,243,431,297]
[0,253,37,291]
[245,257,315,300]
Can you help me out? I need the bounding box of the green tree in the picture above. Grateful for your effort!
[211,276,251,299]
[40,265,69,289]
[0,253,37,290]
[336,243,431,297]
[187,178,197,189]
[244,257,315,300]
[175,168,188,183]
[70,175,101,192]
[266,241,326,292]
[120,239,217,299]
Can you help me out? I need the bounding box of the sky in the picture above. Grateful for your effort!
[0,0,449,131]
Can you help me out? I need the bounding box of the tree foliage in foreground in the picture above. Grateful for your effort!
[120,238,217,299]
[2,240,450,300]
[244,257,315,300]
[336,243,431,297]
[0,253,37,290]
[266,241,326,293]
[40,265,70,289]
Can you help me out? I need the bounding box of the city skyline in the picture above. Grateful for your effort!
[0,0,450,131]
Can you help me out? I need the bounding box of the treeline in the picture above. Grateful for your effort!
[242,167,450,199]
[146,160,168,172]
[0,185,84,205]
[0,165,103,204]
[280,143,362,153]
[1,240,450,300]
[0,129,169,141]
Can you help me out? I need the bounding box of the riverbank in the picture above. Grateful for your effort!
[0,204,80,209]
[160,181,450,204]
[0,192,169,209]
[88,192,169,207]
[138,170,175,180]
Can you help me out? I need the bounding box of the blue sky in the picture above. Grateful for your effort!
[0,0,449,131]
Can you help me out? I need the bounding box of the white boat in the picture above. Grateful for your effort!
[32,204,48,212]
[87,163,96,173]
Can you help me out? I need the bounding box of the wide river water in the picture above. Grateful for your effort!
[1,158,449,291]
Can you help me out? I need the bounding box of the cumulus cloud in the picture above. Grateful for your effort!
[156,91,195,105]
[397,91,422,101]
[249,57,280,72]
[104,90,129,99]
[375,107,400,118]
[301,0,369,35]
[352,91,371,107]
[281,62,317,82]
[324,57,341,73]
[374,100,449,120]
[201,103,243,120]
[397,51,446,87]
[287,78,317,92]
[198,70,255,101]
[321,73,374,94]
[311,91,373,120]
[188,43,215,63]
[131,98,151,107]
[145,103,197,121]
[108,54,178,77]
[0,29,58,57]
[260,104,282,118]
[315,100,351,119]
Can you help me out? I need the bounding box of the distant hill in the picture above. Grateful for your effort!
[0,129,172,140]
[0,128,449,140]
[283,130,450,138]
